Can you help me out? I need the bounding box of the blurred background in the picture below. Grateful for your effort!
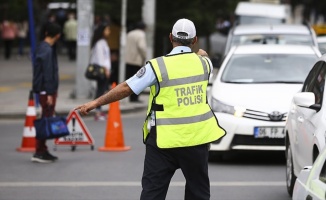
[0,0,325,59]
[0,0,325,99]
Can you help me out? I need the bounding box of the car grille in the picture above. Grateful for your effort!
[232,135,285,146]
[243,109,287,121]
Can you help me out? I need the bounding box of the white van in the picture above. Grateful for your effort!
[235,1,292,25]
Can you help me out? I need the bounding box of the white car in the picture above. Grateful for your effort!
[285,54,326,196]
[293,146,326,200]
[234,1,291,25]
[209,44,321,161]
[224,24,319,55]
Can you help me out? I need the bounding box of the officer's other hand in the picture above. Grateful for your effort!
[74,101,97,115]
[197,49,208,57]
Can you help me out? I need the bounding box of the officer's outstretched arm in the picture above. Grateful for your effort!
[75,82,133,115]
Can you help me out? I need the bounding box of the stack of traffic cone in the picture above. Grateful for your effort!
[16,90,36,152]
[98,83,131,152]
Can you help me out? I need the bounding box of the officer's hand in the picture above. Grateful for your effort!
[197,49,208,57]
[74,101,97,115]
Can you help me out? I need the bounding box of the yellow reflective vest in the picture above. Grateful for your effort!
[143,52,226,148]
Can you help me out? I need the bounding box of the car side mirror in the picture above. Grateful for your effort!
[293,92,321,111]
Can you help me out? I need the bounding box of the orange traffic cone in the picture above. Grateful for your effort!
[98,83,131,151]
[17,90,36,152]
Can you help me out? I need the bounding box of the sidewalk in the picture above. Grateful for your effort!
[0,54,148,119]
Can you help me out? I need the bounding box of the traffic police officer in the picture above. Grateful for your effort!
[76,18,226,200]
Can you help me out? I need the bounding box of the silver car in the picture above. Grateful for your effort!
[224,24,319,55]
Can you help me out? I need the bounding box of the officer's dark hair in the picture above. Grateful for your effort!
[171,35,194,46]
[45,23,62,38]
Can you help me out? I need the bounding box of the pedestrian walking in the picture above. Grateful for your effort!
[89,23,111,121]
[125,21,147,102]
[63,13,77,60]
[31,23,61,163]
[16,19,29,58]
[75,18,226,200]
[0,19,17,60]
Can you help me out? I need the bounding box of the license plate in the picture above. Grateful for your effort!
[254,127,285,138]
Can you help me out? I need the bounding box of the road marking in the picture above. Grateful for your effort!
[0,86,13,92]
[60,74,73,80]
[18,82,32,87]
[0,181,285,187]
[0,74,72,93]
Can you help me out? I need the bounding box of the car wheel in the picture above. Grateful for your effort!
[286,142,296,196]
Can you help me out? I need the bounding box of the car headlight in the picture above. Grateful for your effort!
[210,98,246,117]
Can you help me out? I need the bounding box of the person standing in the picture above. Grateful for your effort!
[32,23,61,163]
[89,23,111,121]
[63,13,77,61]
[125,21,147,102]
[75,18,226,199]
[0,19,17,60]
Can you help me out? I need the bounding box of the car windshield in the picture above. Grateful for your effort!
[231,34,314,46]
[238,16,283,25]
[221,54,318,83]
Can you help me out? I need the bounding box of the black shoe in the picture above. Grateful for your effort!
[45,152,58,161]
[31,153,55,163]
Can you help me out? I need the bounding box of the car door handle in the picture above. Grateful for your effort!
[297,116,304,123]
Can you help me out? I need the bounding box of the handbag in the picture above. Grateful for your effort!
[85,64,106,81]
[34,116,70,140]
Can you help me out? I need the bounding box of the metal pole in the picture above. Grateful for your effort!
[75,0,94,99]
[27,0,39,107]
[27,0,36,63]
[142,0,156,60]
[118,0,127,84]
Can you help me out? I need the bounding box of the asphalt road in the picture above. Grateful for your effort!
[0,110,291,200]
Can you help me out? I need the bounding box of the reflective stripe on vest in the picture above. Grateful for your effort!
[156,110,213,125]
[156,56,208,88]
